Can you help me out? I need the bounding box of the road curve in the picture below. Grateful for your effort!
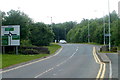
[2,44,100,78]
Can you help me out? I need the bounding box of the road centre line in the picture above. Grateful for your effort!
[34,47,79,78]
[0,47,63,74]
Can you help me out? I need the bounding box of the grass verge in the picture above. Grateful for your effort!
[1,43,61,69]
[69,42,103,45]
[99,51,116,53]
[118,47,120,50]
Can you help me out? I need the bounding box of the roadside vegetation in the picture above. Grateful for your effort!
[66,11,120,47]
[2,44,61,69]
[99,51,115,53]
[1,9,119,46]
[118,46,120,50]
[1,9,119,68]
[0,54,2,69]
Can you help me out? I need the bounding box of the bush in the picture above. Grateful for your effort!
[22,49,39,55]
[111,47,117,52]
[19,46,50,54]
[20,40,33,47]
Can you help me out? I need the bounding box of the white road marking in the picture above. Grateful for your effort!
[109,61,112,79]
[53,74,56,76]
[34,47,79,78]
[0,47,63,74]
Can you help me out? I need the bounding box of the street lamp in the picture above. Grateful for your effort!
[88,19,90,43]
[108,0,111,51]
[103,12,106,45]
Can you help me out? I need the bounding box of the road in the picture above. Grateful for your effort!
[2,44,100,78]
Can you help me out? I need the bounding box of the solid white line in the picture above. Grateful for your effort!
[0,47,63,74]
[109,61,112,79]
[34,47,79,78]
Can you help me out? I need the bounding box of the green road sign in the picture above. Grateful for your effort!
[2,25,20,46]
[2,36,8,45]
[12,35,20,40]
[5,28,14,31]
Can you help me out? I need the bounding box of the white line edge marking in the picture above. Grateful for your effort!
[109,61,112,79]
[34,47,79,78]
[0,47,63,74]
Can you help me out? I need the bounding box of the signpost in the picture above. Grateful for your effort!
[1,25,20,54]
[105,34,111,37]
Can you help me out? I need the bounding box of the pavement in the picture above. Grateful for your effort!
[106,53,118,78]
[97,51,119,79]
[1,44,100,78]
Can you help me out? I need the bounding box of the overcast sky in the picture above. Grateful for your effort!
[0,0,119,24]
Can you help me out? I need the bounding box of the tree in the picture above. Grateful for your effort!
[66,10,119,46]
[2,9,33,40]
[52,21,77,41]
[30,22,54,46]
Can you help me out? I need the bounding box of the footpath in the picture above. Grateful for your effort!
[96,46,119,79]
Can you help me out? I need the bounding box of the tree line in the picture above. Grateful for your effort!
[1,10,120,46]
[1,10,54,46]
[67,11,120,46]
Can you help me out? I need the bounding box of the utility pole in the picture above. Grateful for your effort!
[103,12,106,45]
[88,19,90,43]
[65,28,66,40]
[108,0,111,51]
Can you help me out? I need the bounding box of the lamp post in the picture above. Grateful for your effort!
[108,0,111,51]
[103,12,106,45]
[88,19,90,43]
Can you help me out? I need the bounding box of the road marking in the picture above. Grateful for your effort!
[53,74,56,76]
[93,47,99,63]
[93,47,106,80]
[100,63,106,78]
[34,47,79,78]
[0,47,63,74]
[109,61,112,79]
[96,63,103,78]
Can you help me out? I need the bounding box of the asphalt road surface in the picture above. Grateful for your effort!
[2,44,100,78]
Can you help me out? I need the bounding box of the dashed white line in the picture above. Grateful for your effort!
[34,47,79,78]
[53,74,56,76]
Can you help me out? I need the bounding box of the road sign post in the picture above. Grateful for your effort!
[1,25,20,54]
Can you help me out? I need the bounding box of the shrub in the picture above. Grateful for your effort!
[22,49,39,55]
[20,40,33,47]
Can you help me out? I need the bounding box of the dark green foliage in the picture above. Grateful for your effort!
[20,46,50,54]
[67,11,120,46]
[2,10,54,46]
[30,22,54,46]
[2,10,33,40]
[22,49,39,55]
[52,21,77,41]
